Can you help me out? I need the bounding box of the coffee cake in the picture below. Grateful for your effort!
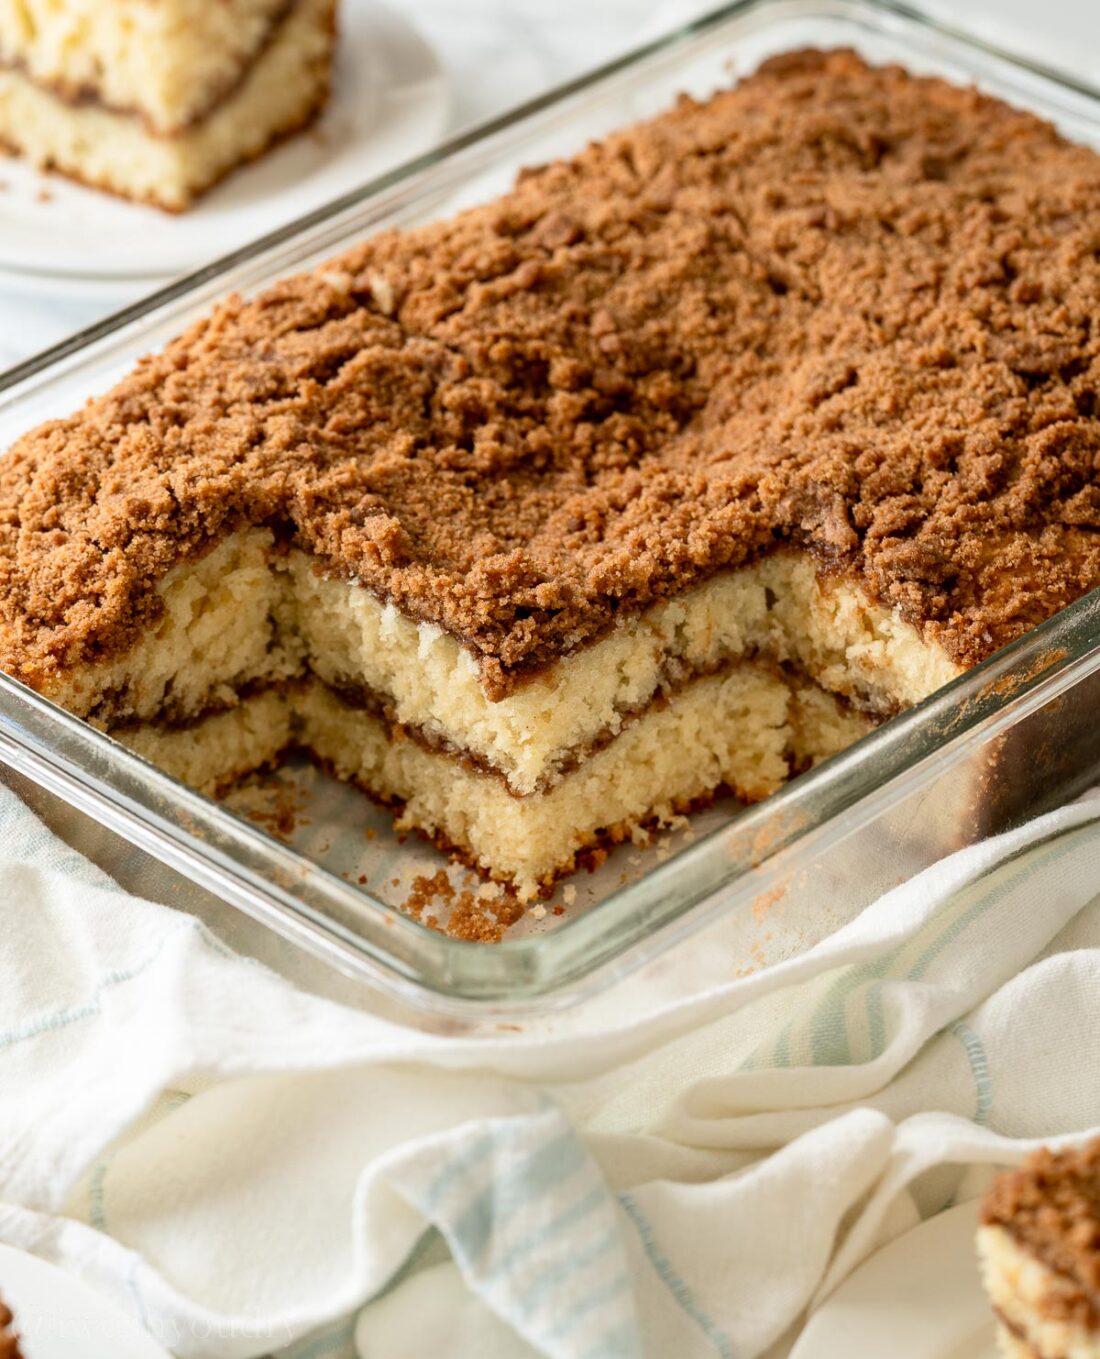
[1,50,1097,894]
[979,1141,1100,1358]
[0,0,337,209]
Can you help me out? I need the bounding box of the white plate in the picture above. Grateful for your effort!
[0,1242,170,1359]
[0,0,449,283]
[790,1201,999,1359]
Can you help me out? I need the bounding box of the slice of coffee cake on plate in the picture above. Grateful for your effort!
[0,0,337,208]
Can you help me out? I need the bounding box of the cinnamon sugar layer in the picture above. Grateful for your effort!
[2,49,1098,698]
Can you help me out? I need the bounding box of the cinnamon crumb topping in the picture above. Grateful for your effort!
[402,868,523,941]
[2,50,1098,699]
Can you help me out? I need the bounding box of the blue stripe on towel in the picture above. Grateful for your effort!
[620,1192,733,1359]
[495,1183,607,1279]
[423,1129,497,1212]
[951,1021,993,1125]
[577,1319,638,1359]
[0,919,199,1052]
[793,828,1092,1071]
[0,911,241,1054]
[542,1274,632,1344]
[447,1128,587,1265]
[515,1228,618,1316]
[399,1111,639,1358]
[88,1158,111,1232]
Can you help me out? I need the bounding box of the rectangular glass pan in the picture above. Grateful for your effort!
[1,0,1099,1020]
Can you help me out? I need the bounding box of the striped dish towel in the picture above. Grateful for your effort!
[0,786,1098,1359]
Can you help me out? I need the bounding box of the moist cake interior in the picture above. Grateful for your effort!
[78,527,883,896]
[2,50,1099,900]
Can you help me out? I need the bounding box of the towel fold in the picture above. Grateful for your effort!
[1,784,1099,1359]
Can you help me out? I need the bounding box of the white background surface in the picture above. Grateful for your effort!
[1,0,1099,367]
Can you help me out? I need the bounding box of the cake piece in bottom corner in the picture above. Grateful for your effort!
[0,1299,23,1359]
[978,1141,1100,1358]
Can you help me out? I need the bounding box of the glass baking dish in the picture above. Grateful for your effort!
[1,0,1099,1022]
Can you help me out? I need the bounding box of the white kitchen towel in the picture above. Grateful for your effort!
[1,784,1099,1359]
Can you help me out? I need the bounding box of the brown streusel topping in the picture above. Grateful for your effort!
[983,1139,1100,1327]
[2,50,1098,700]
